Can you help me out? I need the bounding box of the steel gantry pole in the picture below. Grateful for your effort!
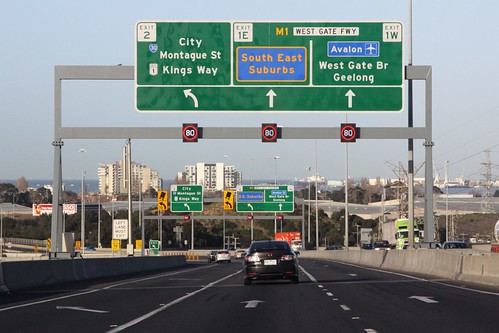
[406,65,434,244]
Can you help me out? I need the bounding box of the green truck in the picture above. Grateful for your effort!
[395,219,420,249]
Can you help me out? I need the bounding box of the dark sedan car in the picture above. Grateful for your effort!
[243,240,299,285]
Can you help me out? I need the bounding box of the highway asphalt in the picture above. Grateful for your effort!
[0,258,497,332]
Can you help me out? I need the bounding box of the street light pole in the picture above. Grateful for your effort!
[223,155,229,249]
[79,148,86,255]
[1,206,3,258]
[273,156,280,235]
[307,166,312,244]
[273,156,280,185]
[315,141,319,250]
[445,160,450,242]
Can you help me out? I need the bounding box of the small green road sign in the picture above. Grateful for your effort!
[236,185,294,212]
[170,185,203,212]
[149,239,160,255]
[135,21,403,112]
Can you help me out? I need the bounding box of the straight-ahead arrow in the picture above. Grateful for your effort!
[56,306,109,313]
[266,89,276,108]
[409,296,439,304]
[241,300,265,308]
[345,89,356,108]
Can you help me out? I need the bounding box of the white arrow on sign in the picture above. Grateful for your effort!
[183,89,199,108]
[409,296,439,304]
[266,89,277,108]
[279,203,282,210]
[247,203,254,210]
[184,203,191,210]
[56,306,109,314]
[345,89,356,108]
[241,300,265,308]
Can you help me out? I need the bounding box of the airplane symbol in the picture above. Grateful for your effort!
[365,43,377,55]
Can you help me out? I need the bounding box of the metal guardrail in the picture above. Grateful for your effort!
[2,238,47,247]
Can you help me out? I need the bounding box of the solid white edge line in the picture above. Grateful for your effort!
[324,259,499,297]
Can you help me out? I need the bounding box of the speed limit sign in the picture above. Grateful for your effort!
[182,123,200,142]
[340,123,359,143]
[261,123,279,143]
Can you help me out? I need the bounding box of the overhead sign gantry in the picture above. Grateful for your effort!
[135,21,403,112]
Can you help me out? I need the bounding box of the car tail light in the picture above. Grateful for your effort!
[245,255,260,262]
[280,254,295,261]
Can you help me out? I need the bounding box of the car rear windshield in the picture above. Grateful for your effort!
[250,242,289,252]
[218,251,229,254]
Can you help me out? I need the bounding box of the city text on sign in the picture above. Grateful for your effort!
[170,185,203,212]
[135,21,403,112]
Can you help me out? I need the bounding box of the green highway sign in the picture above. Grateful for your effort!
[170,185,203,212]
[149,239,160,255]
[136,21,403,112]
[236,185,294,213]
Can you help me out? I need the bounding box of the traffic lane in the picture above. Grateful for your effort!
[0,263,240,333]
[299,258,499,332]
[121,261,375,333]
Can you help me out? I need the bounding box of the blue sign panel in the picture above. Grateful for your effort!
[236,46,307,82]
[327,42,379,57]
[238,191,264,202]
[271,190,287,196]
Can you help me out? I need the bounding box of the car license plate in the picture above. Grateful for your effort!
[264,259,277,266]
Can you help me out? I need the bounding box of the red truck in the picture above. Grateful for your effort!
[275,232,303,253]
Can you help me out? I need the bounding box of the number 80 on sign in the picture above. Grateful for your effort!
[340,123,359,143]
[183,123,200,142]
[261,123,280,142]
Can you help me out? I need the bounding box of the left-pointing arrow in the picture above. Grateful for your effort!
[184,203,191,210]
[183,89,199,108]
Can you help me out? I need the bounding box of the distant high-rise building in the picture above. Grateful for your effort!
[97,150,162,196]
[180,162,241,191]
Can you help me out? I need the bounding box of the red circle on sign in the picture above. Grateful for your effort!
[341,125,357,141]
[262,125,278,141]
[183,125,198,141]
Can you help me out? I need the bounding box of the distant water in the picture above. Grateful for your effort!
[445,186,498,196]
[0,178,284,194]
[0,179,101,193]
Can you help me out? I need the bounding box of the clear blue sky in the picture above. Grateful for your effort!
[1,0,498,184]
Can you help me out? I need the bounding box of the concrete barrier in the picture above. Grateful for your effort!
[460,253,499,287]
[0,255,186,293]
[300,249,499,288]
